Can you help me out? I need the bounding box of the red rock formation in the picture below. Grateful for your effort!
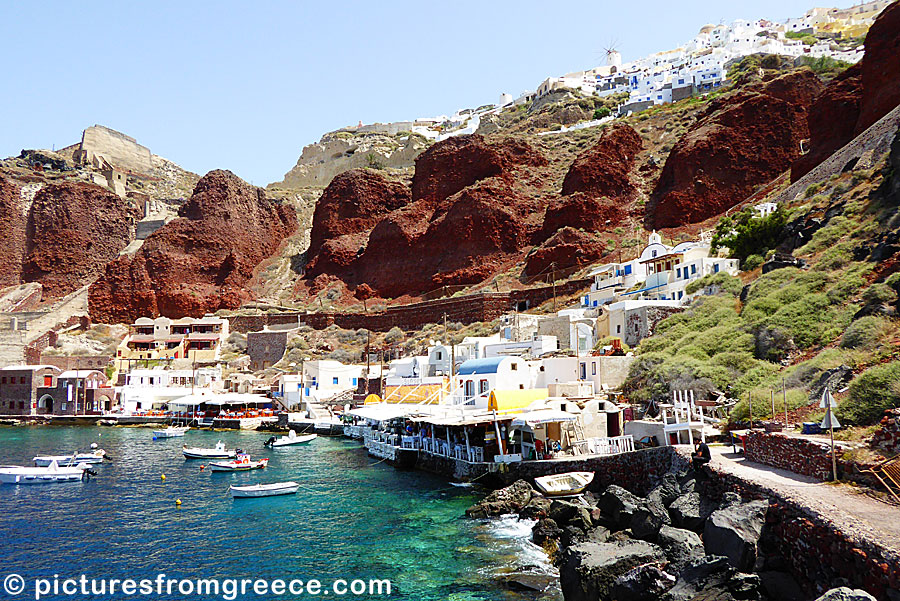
[792,2,900,180]
[307,169,410,256]
[411,134,546,204]
[542,193,627,236]
[524,227,608,278]
[22,181,139,298]
[0,176,25,288]
[651,70,823,227]
[561,124,643,197]
[89,170,297,322]
[790,65,862,180]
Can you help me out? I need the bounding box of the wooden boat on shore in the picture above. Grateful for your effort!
[230,481,300,498]
[154,426,190,439]
[534,471,594,497]
[183,441,237,460]
[0,460,92,484]
[208,454,268,472]
[264,430,317,447]
[34,448,106,467]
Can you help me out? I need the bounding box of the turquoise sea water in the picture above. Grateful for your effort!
[0,427,561,601]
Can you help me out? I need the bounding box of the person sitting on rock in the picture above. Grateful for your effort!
[692,439,711,471]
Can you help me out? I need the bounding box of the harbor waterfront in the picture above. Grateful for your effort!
[0,426,561,601]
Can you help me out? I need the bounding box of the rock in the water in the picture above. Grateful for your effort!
[669,492,717,533]
[532,518,563,545]
[598,485,643,530]
[520,495,551,520]
[559,539,665,601]
[503,573,555,593]
[703,500,768,571]
[550,499,593,531]
[814,588,878,601]
[610,562,676,601]
[465,479,533,518]
[657,525,705,576]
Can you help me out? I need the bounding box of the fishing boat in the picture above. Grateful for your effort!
[207,454,268,472]
[153,426,190,439]
[183,441,237,460]
[533,471,594,497]
[33,444,107,467]
[0,461,93,485]
[34,449,106,467]
[230,481,300,498]
[264,430,317,447]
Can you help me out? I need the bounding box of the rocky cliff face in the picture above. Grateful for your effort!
[562,124,643,198]
[88,170,298,322]
[651,69,823,227]
[22,182,140,298]
[271,132,427,189]
[0,176,25,289]
[302,135,549,298]
[792,2,900,180]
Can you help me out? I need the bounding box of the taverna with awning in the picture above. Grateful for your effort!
[167,392,276,429]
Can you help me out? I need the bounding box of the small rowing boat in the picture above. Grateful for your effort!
[264,430,317,447]
[0,460,93,485]
[230,481,300,498]
[533,471,594,497]
[208,454,268,472]
[153,426,190,439]
[183,441,236,460]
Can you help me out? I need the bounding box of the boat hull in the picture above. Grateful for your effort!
[34,454,104,467]
[230,482,300,498]
[208,459,268,472]
[533,471,595,497]
[0,467,86,484]
[271,434,317,447]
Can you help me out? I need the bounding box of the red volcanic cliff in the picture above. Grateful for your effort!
[524,227,608,279]
[303,135,548,297]
[411,134,546,204]
[542,193,627,236]
[89,170,297,322]
[0,176,25,288]
[22,181,139,298]
[792,2,900,180]
[306,169,411,278]
[561,124,643,197]
[651,69,823,227]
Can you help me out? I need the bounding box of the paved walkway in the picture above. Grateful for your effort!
[708,445,900,555]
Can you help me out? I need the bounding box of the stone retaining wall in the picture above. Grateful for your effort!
[871,409,900,457]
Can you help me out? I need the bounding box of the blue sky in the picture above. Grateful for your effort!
[0,1,852,186]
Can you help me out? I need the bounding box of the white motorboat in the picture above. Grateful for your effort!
[230,481,300,498]
[264,430,317,447]
[183,441,237,460]
[208,454,269,472]
[534,471,595,497]
[153,426,190,439]
[0,460,92,485]
[34,450,106,467]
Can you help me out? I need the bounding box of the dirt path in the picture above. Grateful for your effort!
[709,445,900,554]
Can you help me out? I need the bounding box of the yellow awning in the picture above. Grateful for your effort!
[488,389,549,414]
[364,394,382,405]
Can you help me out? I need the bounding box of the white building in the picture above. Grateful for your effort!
[118,367,223,414]
[454,357,531,407]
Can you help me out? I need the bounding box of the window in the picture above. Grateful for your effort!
[332,377,339,385]
[464,381,475,399]
[436,351,442,360]
[352,378,357,386]
[691,264,697,275]
[616,325,622,334]
[44,375,53,387]
[479,380,489,394]
[652,250,657,258]
[1,377,5,384]
[580,363,587,380]
[510,363,517,371]
[714,264,720,273]
[624,265,632,275]
[676,268,681,278]
[592,363,597,376]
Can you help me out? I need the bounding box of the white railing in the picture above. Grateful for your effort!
[572,435,635,456]
[420,439,485,463]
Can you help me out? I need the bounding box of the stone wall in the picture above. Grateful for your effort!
[39,355,111,371]
[247,330,290,370]
[623,305,684,347]
[78,125,152,174]
[230,279,592,334]
[870,408,900,457]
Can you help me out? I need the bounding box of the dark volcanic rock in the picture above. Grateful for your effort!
[610,562,676,601]
[0,176,25,288]
[651,70,823,227]
[703,500,768,572]
[657,525,705,575]
[662,556,761,601]
[532,517,563,546]
[561,124,643,198]
[520,495,552,520]
[814,588,878,601]
[465,479,533,518]
[559,539,665,601]
[669,492,717,533]
[89,170,297,322]
[24,181,140,298]
[598,485,644,530]
[549,499,593,531]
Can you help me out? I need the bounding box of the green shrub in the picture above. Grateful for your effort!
[684,272,742,296]
[797,216,853,255]
[840,316,889,349]
[743,254,764,271]
[862,283,896,305]
[711,207,787,264]
[837,363,900,425]
[593,107,611,120]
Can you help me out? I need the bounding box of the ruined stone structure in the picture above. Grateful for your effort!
[75,125,153,174]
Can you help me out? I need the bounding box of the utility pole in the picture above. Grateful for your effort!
[748,390,753,430]
[770,389,775,423]
[365,331,371,395]
[783,378,788,431]
[551,262,558,312]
